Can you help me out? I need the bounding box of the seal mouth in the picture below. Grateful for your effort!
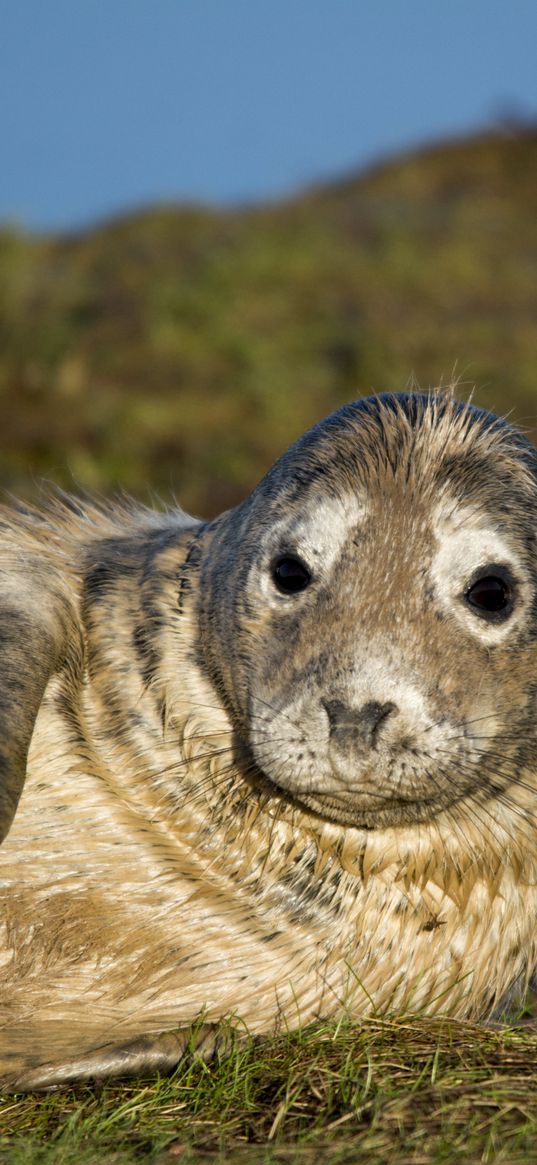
[233,731,489,829]
[270,784,449,830]
[235,736,453,829]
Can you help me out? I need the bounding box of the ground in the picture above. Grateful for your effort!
[2,1017,537,1164]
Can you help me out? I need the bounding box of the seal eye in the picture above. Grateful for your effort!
[464,572,513,620]
[272,555,312,595]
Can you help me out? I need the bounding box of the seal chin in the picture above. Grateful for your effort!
[284,787,448,830]
[245,752,450,828]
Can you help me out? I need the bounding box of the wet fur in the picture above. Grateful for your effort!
[2,392,537,1089]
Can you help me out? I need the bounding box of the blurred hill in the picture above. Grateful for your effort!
[1,126,537,516]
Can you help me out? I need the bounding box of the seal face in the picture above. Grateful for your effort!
[199,393,537,830]
[2,390,537,1088]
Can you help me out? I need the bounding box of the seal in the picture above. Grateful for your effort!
[2,390,537,1089]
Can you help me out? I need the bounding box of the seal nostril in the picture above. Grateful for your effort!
[354,700,398,744]
[324,699,398,747]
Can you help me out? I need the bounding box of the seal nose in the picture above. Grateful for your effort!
[324,699,398,748]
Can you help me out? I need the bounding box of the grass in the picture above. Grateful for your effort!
[2,1017,537,1164]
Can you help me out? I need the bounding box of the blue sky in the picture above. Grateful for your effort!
[2,0,537,232]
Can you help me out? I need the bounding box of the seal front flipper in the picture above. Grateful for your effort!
[1,1023,242,1092]
[0,548,80,843]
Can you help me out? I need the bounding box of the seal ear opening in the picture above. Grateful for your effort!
[0,563,79,844]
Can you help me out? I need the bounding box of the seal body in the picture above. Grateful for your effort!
[2,392,537,1088]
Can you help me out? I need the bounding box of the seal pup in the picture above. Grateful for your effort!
[2,390,537,1089]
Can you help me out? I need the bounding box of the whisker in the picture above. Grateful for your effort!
[431,752,537,841]
[434,744,537,807]
[250,693,312,735]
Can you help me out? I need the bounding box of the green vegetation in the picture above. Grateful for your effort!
[1,127,537,515]
[2,1018,537,1163]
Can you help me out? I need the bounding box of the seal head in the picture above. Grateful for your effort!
[198,393,537,830]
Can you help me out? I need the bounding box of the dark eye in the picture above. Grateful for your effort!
[272,555,312,595]
[464,572,513,620]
